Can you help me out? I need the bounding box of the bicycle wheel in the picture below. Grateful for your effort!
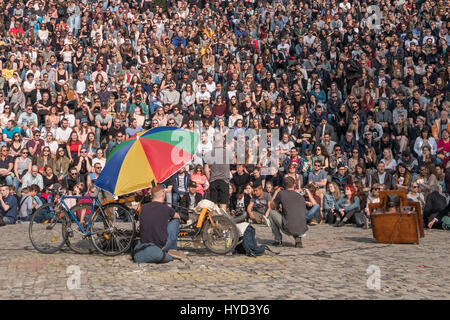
[90,203,136,256]
[202,214,239,254]
[63,203,96,254]
[29,203,66,254]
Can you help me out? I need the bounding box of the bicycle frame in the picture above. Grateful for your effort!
[178,208,216,239]
[58,196,103,235]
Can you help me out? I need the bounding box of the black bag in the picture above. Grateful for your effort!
[235,225,265,257]
[0,216,5,227]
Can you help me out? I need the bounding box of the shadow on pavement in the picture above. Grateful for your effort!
[344,237,377,243]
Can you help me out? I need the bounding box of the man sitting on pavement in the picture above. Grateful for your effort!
[268,176,308,247]
[133,185,185,263]
[247,183,272,223]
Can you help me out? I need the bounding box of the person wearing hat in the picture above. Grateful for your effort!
[178,181,202,224]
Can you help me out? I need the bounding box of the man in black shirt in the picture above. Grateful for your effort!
[108,118,126,146]
[75,103,95,127]
[231,164,251,190]
[136,185,185,262]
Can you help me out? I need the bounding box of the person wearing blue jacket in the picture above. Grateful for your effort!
[335,184,360,227]
[170,166,191,208]
[172,32,186,49]
[323,181,341,224]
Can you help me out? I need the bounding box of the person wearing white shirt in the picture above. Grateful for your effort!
[22,74,36,93]
[195,85,211,105]
[339,0,351,12]
[55,118,73,147]
[59,106,76,128]
[205,76,216,93]
[194,132,212,166]
[0,92,6,114]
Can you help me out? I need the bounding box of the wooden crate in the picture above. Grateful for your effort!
[368,191,424,244]
[371,212,420,244]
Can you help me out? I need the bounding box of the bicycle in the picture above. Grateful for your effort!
[178,204,240,254]
[29,185,136,256]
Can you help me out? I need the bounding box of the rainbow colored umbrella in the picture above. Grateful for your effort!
[95,127,199,196]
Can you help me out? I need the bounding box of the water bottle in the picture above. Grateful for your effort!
[225,230,232,248]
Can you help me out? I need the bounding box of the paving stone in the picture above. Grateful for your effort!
[1,223,449,299]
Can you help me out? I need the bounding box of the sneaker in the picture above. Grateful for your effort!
[294,237,303,248]
[309,218,318,226]
[271,240,282,247]
[167,250,187,261]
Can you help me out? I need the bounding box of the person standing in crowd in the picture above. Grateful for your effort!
[204,134,233,211]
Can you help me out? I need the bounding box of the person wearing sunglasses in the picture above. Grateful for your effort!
[26,130,45,158]
[87,164,103,187]
[61,167,84,193]
[74,148,92,177]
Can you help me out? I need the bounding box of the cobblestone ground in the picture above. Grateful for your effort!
[0,223,449,300]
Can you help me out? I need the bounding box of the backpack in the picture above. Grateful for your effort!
[235,225,265,257]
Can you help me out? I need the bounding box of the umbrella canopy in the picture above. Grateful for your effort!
[95,127,199,196]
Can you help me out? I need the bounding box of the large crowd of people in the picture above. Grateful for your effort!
[0,0,449,235]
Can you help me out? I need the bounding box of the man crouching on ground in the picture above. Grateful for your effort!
[133,185,185,263]
[267,176,308,247]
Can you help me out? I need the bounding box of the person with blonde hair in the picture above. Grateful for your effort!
[324,181,341,224]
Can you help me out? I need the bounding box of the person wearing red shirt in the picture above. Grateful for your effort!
[9,22,24,37]
[437,129,450,167]
[66,131,83,164]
